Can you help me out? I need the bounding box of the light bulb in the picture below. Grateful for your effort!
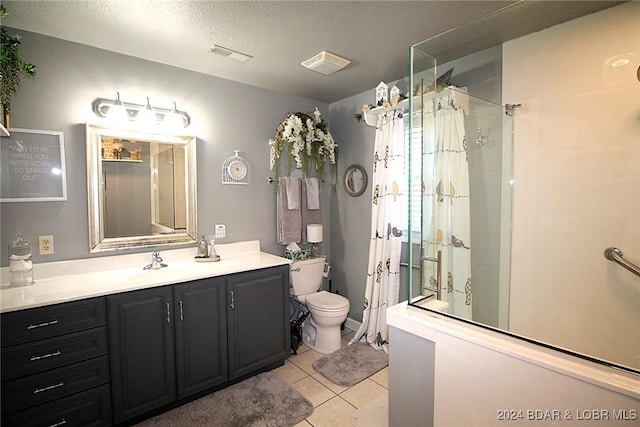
[106,92,128,123]
[163,102,185,129]
[137,97,157,127]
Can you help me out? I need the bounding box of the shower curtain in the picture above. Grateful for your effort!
[423,93,472,319]
[350,110,405,352]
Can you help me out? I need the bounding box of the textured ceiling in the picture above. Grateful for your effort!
[1,1,620,103]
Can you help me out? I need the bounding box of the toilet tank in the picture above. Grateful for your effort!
[290,256,326,297]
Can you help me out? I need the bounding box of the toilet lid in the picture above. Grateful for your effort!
[306,291,349,311]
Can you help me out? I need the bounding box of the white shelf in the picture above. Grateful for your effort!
[102,158,143,163]
[362,86,469,127]
[363,98,411,127]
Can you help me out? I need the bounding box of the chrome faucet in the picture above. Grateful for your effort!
[144,252,167,270]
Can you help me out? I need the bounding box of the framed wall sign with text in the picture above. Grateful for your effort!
[1,128,67,202]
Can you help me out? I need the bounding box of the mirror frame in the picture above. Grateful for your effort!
[86,123,197,253]
[343,164,368,197]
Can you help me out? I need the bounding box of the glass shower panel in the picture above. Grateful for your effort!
[407,44,436,304]
[465,95,513,328]
[412,88,513,324]
[405,1,639,375]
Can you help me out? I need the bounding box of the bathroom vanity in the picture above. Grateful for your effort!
[0,241,291,426]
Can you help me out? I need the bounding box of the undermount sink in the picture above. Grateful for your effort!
[125,267,189,283]
[123,257,224,283]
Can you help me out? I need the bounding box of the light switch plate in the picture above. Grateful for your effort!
[215,224,226,238]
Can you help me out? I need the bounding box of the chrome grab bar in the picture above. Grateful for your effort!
[604,247,640,278]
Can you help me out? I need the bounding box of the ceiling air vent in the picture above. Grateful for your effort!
[209,44,253,63]
[301,51,351,75]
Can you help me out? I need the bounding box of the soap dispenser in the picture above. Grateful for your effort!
[9,233,34,287]
[209,236,220,261]
[197,234,209,258]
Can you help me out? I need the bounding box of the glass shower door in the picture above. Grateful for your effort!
[414,87,514,325]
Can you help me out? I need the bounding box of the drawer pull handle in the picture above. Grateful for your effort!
[229,290,235,309]
[30,350,61,361]
[27,320,59,330]
[33,381,64,394]
[166,302,171,323]
[179,300,184,321]
[49,419,67,427]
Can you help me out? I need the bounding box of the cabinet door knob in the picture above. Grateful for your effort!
[229,290,235,309]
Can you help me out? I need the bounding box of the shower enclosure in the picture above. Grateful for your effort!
[407,1,639,375]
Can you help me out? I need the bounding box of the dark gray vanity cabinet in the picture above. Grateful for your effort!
[227,265,290,380]
[1,297,112,427]
[108,265,290,424]
[107,285,177,423]
[108,276,227,423]
[174,278,228,398]
[0,264,290,425]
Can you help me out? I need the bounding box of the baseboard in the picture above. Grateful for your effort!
[344,317,362,332]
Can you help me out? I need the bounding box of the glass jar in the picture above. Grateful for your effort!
[9,233,34,287]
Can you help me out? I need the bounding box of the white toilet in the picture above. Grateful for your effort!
[290,256,350,354]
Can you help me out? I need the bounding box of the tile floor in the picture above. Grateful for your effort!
[271,329,389,427]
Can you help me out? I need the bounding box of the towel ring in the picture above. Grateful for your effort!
[344,164,368,197]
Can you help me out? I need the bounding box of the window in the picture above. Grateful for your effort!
[401,120,424,242]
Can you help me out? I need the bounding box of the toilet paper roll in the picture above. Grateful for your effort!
[307,224,323,243]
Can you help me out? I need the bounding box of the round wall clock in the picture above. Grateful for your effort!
[228,160,247,181]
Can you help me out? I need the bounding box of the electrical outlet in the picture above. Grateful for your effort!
[39,235,54,255]
[215,224,226,239]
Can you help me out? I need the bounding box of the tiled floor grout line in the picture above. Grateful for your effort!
[275,328,389,426]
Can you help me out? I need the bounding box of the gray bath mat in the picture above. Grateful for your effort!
[312,343,389,387]
[135,371,313,427]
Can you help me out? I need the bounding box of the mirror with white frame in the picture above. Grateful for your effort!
[86,123,197,252]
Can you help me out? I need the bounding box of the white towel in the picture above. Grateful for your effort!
[305,178,320,210]
[301,181,321,241]
[285,177,300,210]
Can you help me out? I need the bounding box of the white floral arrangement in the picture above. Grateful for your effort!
[269,108,337,183]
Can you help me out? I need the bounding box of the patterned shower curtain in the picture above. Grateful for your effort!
[350,110,405,352]
[423,93,472,319]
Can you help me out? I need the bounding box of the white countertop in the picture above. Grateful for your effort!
[0,240,291,313]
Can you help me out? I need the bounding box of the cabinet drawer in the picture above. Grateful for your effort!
[1,297,106,347]
[2,384,112,427]
[1,327,108,381]
[2,356,110,414]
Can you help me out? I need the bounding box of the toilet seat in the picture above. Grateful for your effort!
[306,290,349,312]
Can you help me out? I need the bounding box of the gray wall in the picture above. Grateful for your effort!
[0,29,329,265]
[1,28,500,327]
[327,90,375,319]
[0,29,419,325]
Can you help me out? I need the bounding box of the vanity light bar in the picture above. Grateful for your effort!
[91,95,191,128]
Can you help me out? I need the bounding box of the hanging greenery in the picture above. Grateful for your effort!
[1,5,37,116]
[270,108,338,184]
